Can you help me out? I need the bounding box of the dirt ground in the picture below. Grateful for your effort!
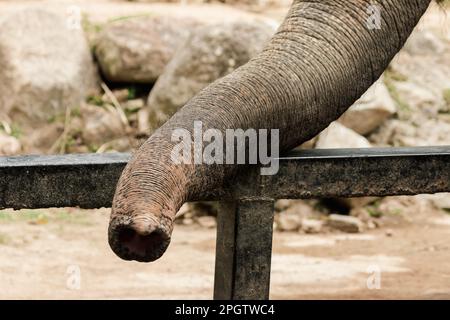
[0,204,450,300]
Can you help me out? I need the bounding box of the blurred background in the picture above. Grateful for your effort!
[0,0,449,299]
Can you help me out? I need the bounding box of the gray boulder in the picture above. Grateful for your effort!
[95,16,198,83]
[0,9,98,127]
[315,122,372,149]
[147,21,274,130]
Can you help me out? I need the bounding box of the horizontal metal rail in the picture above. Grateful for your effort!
[0,146,449,209]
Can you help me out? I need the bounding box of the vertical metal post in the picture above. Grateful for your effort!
[213,199,275,300]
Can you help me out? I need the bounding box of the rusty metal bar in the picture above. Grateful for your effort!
[214,199,275,300]
[0,153,129,209]
[227,146,450,201]
[0,146,449,301]
[0,146,449,209]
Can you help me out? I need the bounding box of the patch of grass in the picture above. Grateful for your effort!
[10,124,22,139]
[87,94,104,106]
[388,208,403,216]
[0,210,44,222]
[71,106,82,118]
[81,14,103,34]
[87,144,99,153]
[367,207,383,218]
[443,89,450,106]
[128,87,137,100]
[47,111,68,124]
[0,209,91,225]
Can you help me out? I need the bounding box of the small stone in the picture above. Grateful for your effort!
[367,220,377,230]
[281,200,318,218]
[326,214,363,233]
[124,99,145,111]
[80,104,126,146]
[137,108,150,135]
[182,218,194,226]
[301,219,323,234]
[275,199,294,212]
[315,122,372,149]
[429,194,450,212]
[197,216,217,229]
[295,137,317,150]
[277,212,302,232]
[26,123,64,151]
[0,134,21,155]
[385,229,394,237]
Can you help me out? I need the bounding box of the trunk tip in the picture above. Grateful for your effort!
[108,215,171,263]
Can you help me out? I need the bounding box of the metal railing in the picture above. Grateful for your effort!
[1,146,449,299]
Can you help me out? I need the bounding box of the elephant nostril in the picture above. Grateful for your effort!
[110,222,171,262]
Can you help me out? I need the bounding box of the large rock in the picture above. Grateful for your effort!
[315,122,372,149]
[95,16,198,83]
[147,21,274,129]
[0,9,98,127]
[403,29,446,56]
[338,79,396,135]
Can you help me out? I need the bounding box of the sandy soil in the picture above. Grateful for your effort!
[1,207,450,300]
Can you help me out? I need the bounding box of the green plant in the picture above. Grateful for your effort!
[87,94,104,106]
[128,87,137,100]
[443,89,450,106]
[71,106,82,118]
[388,208,403,216]
[81,14,103,34]
[367,207,383,218]
[10,124,22,139]
[384,70,411,115]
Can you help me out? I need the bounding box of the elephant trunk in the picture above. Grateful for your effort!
[109,0,432,262]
